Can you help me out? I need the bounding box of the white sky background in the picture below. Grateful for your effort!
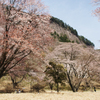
[42,0,100,49]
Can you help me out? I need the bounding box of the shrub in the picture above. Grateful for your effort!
[59,34,71,42]
[31,83,45,93]
[51,31,71,43]
[72,41,74,43]
[76,40,80,44]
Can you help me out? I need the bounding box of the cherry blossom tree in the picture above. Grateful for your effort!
[93,0,100,19]
[60,44,95,92]
[0,0,47,15]
[45,43,98,92]
[0,0,52,79]
[9,58,28,88]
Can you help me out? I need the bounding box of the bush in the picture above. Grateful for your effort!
[31,83,45,93]
[59,34,71,42]
[51,31,71,43]
[72,41,74,43]
[76,40,80,44]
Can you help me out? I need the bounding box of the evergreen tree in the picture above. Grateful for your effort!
[45,62,66,92]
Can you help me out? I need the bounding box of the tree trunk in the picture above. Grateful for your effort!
[67,72,82,92]
[67,73,76,92]
[75,81,82,92]
[49,83,53,92]
[11,78,17,88]
[57,83,59,92]
[11,75,25,88]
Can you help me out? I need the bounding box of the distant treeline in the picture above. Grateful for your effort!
[78,36,94,47]
[50,16,78,37]
[50,16,94,47]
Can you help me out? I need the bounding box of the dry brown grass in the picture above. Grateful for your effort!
[0,76,100,100]
[0,90,100,100]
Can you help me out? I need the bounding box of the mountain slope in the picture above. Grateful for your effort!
[50,16,94,47]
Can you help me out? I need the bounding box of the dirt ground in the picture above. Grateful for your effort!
[0,90,100,100]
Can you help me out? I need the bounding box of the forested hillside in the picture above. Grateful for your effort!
[50,16,94,47]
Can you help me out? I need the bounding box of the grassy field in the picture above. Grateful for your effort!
[0,76,100,100]
[0,90,100,100]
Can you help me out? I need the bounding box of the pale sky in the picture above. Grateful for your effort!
[42,0,100,49]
